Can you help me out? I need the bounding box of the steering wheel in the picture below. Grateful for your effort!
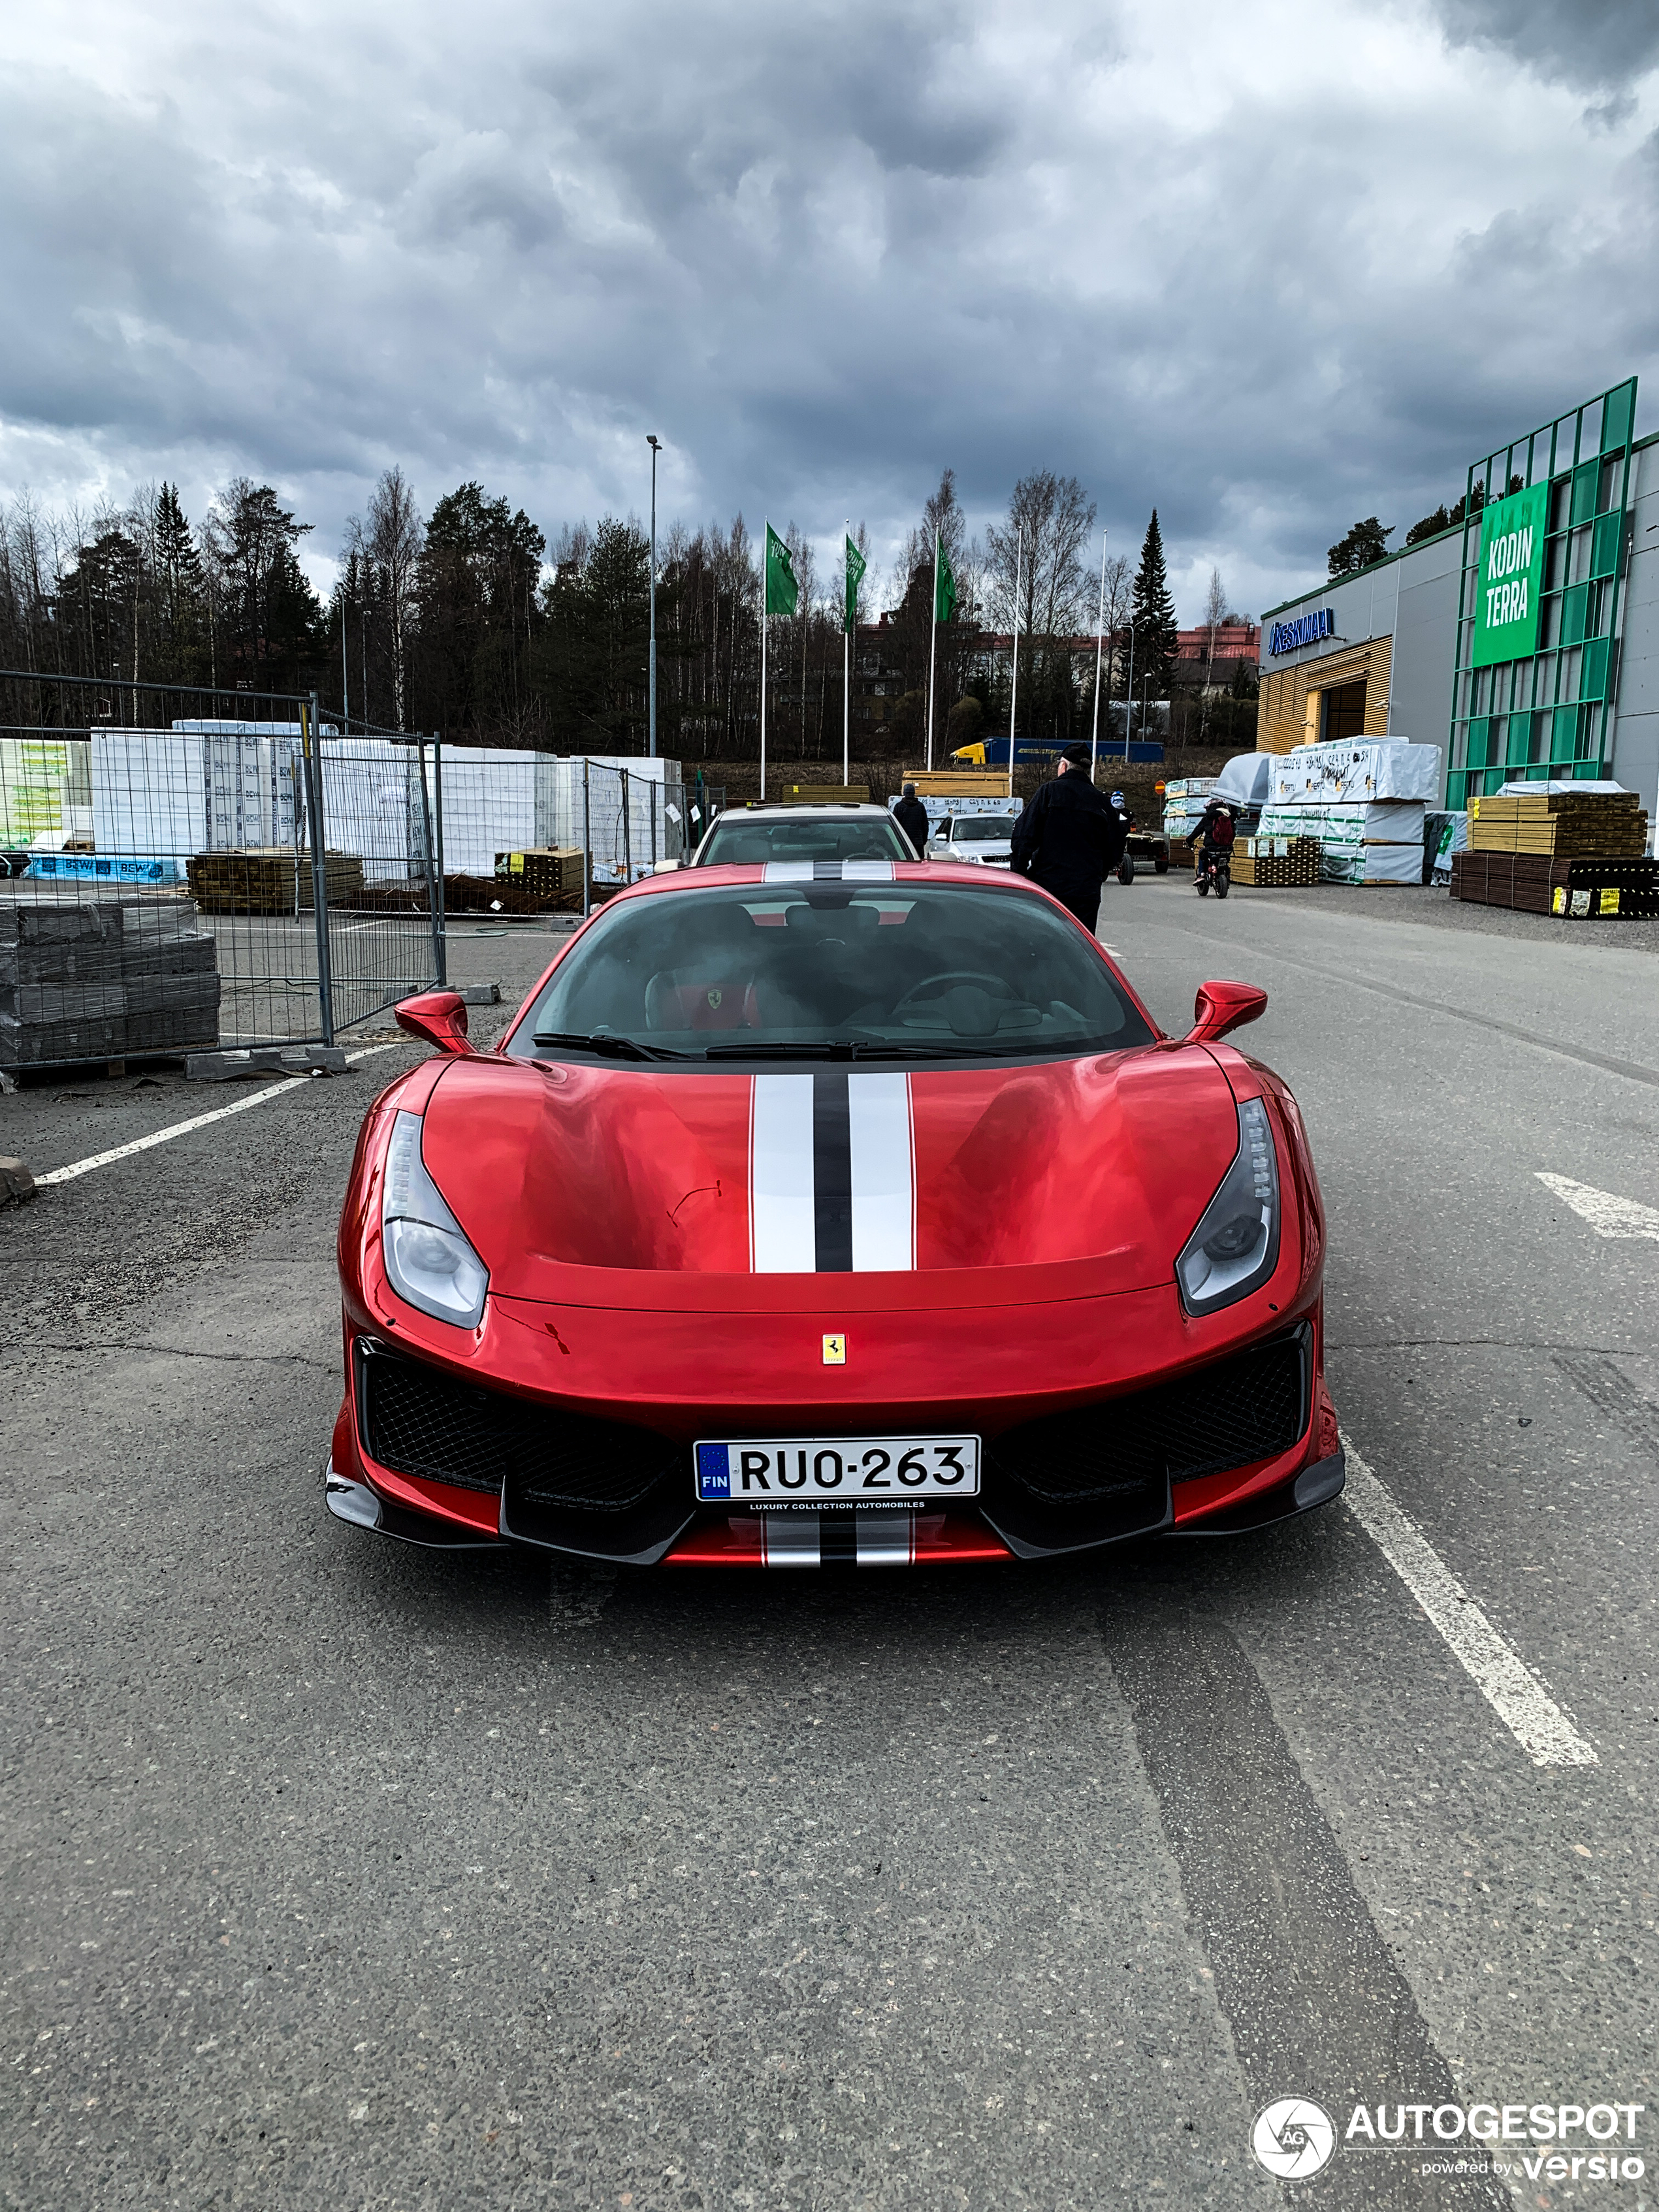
[893,970,1020,1016]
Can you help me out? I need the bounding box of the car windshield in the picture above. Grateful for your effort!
[698,814,910,865]
[510,882,1153,1061]
[952,818,1014,842]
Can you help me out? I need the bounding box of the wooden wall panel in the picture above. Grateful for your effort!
[1253,635,1394,754]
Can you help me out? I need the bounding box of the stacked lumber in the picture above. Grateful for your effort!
[1468,791,1647,857]
[186,847,364,914]
[1450,852,1659,918]
[0,895,220,1066]
[782,784,871,805]
[494,847,586,906]
[901,771,1007,798]
[1233,835,1322,888]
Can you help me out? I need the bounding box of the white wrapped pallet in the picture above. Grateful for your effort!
[431,748,538,878]
[1268,739,1441,807]
[91,731,202,875]
[1321,841,1423,885]
[1258,800,1426,844]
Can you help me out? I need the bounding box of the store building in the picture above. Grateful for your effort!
[1257,377,1659,816]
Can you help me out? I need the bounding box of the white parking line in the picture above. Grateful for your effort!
[1536,1170,1659,1241]
[33,1042,409,1189]
[1340,1429,1598,1769]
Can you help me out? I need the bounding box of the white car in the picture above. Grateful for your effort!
[657,803,920,871]
[926,811,1021,867]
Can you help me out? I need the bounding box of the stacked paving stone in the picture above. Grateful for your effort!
[0,895,220,1066]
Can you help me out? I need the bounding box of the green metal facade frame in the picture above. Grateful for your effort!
[1447,376,1637,809]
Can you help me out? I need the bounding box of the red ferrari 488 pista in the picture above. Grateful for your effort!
[327,860,1342,1567]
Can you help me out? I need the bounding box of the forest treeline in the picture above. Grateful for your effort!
[0,464,1248,756]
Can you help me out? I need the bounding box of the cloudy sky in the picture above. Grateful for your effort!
[3,0,1658,619]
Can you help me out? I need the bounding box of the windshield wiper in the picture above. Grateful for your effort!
[701,1038,877,1060]
[531,1028,691,1061]
[700,1037,1079,1061]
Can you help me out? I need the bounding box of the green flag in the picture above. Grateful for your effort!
[934,536,958,624]
[765,524,799,617]
[843,534,866,635]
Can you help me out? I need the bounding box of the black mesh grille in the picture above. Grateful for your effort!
[361,1352,681,1511]
[990,1332,1307,1506]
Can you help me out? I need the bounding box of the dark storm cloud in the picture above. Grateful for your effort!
[3,0,1658,619]
[1430,0,1659,91]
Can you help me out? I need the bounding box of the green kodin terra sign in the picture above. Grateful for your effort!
[1472,481,1549,668]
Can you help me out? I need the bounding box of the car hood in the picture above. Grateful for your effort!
[414,1047,1242,1299]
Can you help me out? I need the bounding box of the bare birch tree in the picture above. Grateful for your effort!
[364,467,423,727]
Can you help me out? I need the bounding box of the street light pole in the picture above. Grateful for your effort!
[647,435,661,759]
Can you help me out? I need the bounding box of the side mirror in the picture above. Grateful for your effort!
[1185,980,1268,1046]
[652,858,682,874]
[395,989,475,1055]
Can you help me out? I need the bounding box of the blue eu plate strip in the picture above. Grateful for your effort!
[696,1443,732,1500]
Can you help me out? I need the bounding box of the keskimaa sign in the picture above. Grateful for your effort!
[1268,608,1335,656]
[1472,482,1548,668]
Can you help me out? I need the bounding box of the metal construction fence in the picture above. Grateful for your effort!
[0,672,723,1076]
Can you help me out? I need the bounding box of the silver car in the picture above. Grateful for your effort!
[926,810,1022,867]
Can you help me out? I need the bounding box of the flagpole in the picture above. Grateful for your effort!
[1122,617,1135,763]
[760,519,768,801]
[843,520,851,786]
[926,528,939,774]
[1007,530,1022,801]
[1089,532,1106,784]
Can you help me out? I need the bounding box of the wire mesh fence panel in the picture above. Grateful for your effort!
[314,733,443,1032]
[0,674,446,1072]
[1,669,735,1072]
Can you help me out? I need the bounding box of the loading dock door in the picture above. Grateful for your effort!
[1322,681,1368,744]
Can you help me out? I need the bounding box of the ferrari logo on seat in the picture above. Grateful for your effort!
[822,1334,846,1365]
[707,988,722,1009]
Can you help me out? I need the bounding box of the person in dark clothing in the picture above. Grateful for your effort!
[892,782,930,858]
[1104,787,1134,869]
[1195,800,1236,886]
[1010,743,1115,931]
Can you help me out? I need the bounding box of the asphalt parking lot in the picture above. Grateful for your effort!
[4,881,1656,2211]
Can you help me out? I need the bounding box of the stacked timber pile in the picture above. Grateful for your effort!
[1232,835,1322,888]
[187,847,364,914]
[1453,786,1656,916]
[1467,788,1647,856]
[781,784,871,805]
[1451,853,1659,918]
[0,895,220,1067]
[901,771,1007,799]
[492,848,587,909]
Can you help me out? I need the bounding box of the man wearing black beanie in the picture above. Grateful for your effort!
[1008,745,1117,933]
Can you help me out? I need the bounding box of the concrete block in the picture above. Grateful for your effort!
[457,984,501,1004]
[186,1044,350,1081]
[0,1156,35,1205]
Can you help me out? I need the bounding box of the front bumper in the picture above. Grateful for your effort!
[323,1450,1346,1563]
[325,1313,1345,1565]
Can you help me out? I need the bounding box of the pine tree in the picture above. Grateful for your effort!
[1130,510,1178,715]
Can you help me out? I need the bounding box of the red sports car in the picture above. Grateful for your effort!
[326,860,1343,1568]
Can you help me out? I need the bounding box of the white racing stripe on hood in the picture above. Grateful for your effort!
[848,1072,915,1270]
[750,1070,916,1272]
[750,1073,816,1271]
[759,859,896,883]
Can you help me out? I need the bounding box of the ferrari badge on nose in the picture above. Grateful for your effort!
[822,1334,846,1365]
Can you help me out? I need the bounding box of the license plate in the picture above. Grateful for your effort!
[694,1435,980,1504]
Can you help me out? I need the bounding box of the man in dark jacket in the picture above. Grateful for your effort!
[1010,744,1115,931]
[892,782,929,858]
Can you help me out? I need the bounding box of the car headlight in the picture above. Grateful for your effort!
[380,1110,489,1328]
[1176,1097,1280,1315]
